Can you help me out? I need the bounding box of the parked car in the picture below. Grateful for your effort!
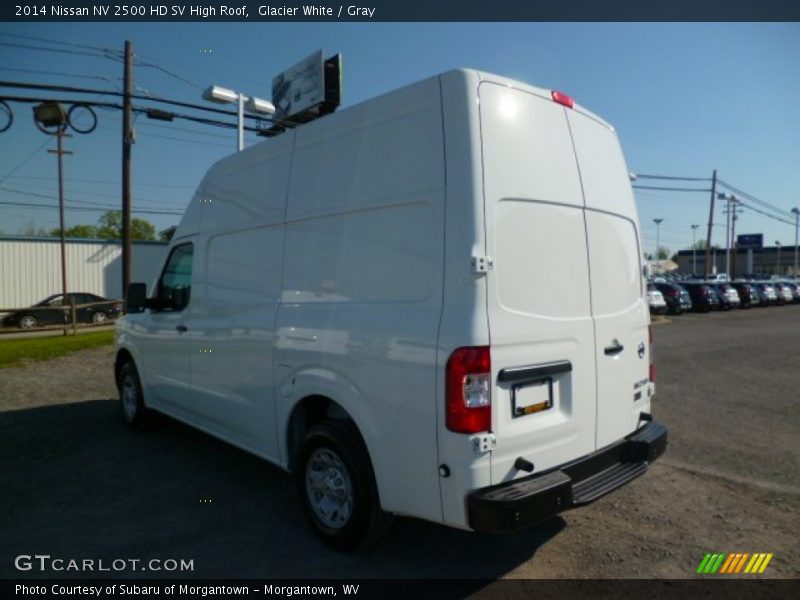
[654,282,692,315]
[731,282,761,309]
[647,284,668,315]
[2,293,122,329]
[774,282,796,305]
[784,282,800,303]
[755,282,779,306]
[681,282,721,312]
[708,283,741,310]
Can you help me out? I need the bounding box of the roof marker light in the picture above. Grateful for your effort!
[551,90,575,109]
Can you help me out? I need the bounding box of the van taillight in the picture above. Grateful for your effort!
[648,325,655,383]
[551,90,575,109]
[446,346,491,433]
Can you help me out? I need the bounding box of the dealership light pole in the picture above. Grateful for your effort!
[202,85,275,151]
[691,224,699,274]
[792,207,799,280]
[775,241,781,276]
[653,219,663,271]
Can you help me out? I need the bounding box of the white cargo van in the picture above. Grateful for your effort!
[116,69,667,550]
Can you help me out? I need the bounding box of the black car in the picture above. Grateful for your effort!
[654,282,693,315]
[681,282,721,312]
[731,282,761,309]
[2,293,122,329]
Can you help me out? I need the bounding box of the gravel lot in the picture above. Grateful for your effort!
[1,307,798,581]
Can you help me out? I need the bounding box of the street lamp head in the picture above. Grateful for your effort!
[653,218,663,225]
[691,224,699,230]
[245,96,276,115]
[33,101,66,128]
[792,207,800,216]
[202,85,239,104]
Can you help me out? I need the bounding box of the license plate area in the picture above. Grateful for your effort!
[512,378,553,418]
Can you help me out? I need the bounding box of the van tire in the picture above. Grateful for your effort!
[118,360,150,428]
[296,420,392,551]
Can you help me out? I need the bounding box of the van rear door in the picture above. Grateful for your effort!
[478,81,598,485]
[566,110,650,448]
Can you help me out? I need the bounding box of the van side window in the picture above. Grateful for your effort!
[157,243,194,311]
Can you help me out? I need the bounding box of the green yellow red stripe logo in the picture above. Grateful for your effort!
[696,552,773,574]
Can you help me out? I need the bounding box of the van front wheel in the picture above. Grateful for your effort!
[297,420,392,551]
[118,361,150,428]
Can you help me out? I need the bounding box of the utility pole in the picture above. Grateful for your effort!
[792,207,799,280]
[47,128,72,334]
[724,195,732,277]
[730,200,740,280]
[122,40,133,299]
[704,169,717,277]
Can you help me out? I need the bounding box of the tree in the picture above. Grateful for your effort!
[656,247,670,260]
[690,239,720,251]
[50,224,98,238]
[96,210,156,241]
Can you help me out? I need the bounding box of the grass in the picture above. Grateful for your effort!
[0,330,114,368]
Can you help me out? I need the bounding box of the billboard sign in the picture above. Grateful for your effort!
[272,50,325,122]
[737,234,763,249]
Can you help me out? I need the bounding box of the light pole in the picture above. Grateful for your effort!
[33,102,70,332]
[691,224,699,274]
[792,207,799,280]
[202,85,275,152]
[653,218,663,273]
[775,241,781,276]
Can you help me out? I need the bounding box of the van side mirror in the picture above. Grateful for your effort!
[125,283,148,314]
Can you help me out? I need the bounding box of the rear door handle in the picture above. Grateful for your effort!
[176,325,188,333]
[604,340,624,356]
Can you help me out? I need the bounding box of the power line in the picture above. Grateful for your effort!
[0,67,120,83]
[1,182,189,208]
[717,178,793,219]
[134,58,202,91]
[5,174,195,189]
[633,185,712,193]
[0,32,124,55]
[0,94,263,132]
[0,41,121,61]
[634,173,713,182]
[0,200,183,216]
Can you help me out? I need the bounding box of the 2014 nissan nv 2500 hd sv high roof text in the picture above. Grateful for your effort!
[116,69,667,550]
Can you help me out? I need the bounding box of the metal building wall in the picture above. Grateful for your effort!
[0,237,168,308]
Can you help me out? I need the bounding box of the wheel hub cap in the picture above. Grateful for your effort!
[305,447,353,529]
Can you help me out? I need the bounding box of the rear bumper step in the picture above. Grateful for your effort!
[467,421,667,532]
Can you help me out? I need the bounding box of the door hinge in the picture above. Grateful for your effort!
[471,255,494,274]
[473,433,497,453]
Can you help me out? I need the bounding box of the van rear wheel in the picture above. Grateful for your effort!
[296,420,392,551]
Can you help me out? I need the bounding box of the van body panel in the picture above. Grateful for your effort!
[274,75,447,522]
[436,70,493,527]
[116,68,663,535]
[477,80,598,486]
[567,109,652,448]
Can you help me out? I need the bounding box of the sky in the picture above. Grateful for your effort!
[1,22,799,256]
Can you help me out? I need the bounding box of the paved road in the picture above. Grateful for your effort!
[1,306,798,581]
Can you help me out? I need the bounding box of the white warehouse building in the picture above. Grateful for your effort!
[0,236,168,309]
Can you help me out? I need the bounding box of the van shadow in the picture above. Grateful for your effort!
[0,399,564,582]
